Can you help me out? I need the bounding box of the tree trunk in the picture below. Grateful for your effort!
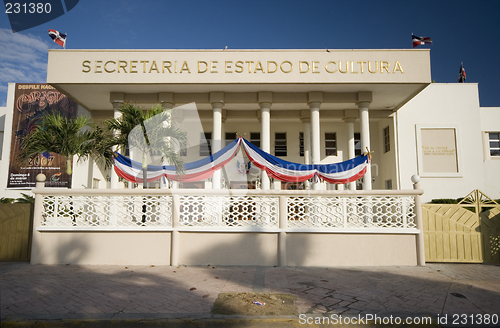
[66,158,73,189]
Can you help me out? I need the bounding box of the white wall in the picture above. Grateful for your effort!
[480,107,500,200]
[397,83,486,202]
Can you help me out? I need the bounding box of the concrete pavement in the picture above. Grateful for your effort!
[1,262,499,327]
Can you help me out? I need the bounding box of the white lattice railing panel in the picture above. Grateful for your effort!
[179,195,279,228]
[113,196,172,227]
[222,196,279,227]
[287,196,416,230]
[179,196,220,227]
[39,191,419,232]
[42,195,172,228]
[287,196,345,228]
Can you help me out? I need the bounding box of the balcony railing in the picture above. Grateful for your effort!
[34,188,421,234]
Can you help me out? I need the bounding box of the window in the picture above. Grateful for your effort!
[385,179,393,190]
[92,178,100,189]
[490,132,500,156]
[383,126,390,153]
[275,132,287,156]
[0,131,3,159]
[325,132,337,156]
[354,133,361,156]
[200,132,212,156]
[250,132,260,148]
[225,132,237,147]
[179,138,187,156]
[299,132,304,157]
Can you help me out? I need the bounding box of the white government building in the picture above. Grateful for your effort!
[0,49,499,266]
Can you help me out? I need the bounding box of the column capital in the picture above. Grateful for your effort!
[343,109,359,120]
[110,92,125,103]
[211,101,224,110]
[300,109,311,123]
[161,102,174,110]
[343,117,356,123]
[308,91,323,104]
[258,91,273,104]
[158,92,174,104]
[259,102,272,109]
[308,101,321,109]
[210,91,224,104]
[111,102,123,110]
[356,91,372,106]
[110,92,124,110]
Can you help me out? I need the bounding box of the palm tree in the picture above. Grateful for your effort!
[104,102,187,186]
[15,193,35,204]
[18,113,98,189]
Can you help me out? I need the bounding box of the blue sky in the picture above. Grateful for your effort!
[1,0,500,107]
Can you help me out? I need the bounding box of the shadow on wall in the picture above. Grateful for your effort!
[55,236,90,265]
[180,230,310,267]
[31,233,90,265]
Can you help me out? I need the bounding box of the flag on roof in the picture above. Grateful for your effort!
[412,34,432,48]
[48,29,66,48]
[458,62,466,83]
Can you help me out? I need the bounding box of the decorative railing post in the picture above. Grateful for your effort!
[170,194,180,266]
[278,195,287,266]
[412,175,426,266]
[30,173,46,264]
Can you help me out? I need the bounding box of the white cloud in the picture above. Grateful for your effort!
[0,28,50,106]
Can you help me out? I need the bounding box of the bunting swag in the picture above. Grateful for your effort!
[240,138,369,184]
[113,137,369,184]
[113,138,241,183]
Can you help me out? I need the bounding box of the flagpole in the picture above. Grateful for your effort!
[64,32,67,49]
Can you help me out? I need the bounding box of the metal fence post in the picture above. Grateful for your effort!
[412,175,426,266]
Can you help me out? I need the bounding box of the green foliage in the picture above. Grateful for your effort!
[18,113,114,188]
[19,113,93,165]
[104,102,187,175]
[429,198,459,204]
[0,197,15,204]
[15,193,35,204]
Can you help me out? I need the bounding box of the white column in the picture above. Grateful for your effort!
[211,102,223,189]
[260,102,271,190]
[301,116,311,190]
[344,117,356,190]
[161,101,175,189]
[359,101,372,190]
[110,102,122,189]
[309,102,321,190]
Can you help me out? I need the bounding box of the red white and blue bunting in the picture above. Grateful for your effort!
[113,137,369,184]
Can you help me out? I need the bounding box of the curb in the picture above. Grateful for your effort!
[1,317,442,328]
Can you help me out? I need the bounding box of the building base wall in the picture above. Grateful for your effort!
[287,233,418,266]
[31,231,418,266]
[179,232,278,266]
[30,232,172,265]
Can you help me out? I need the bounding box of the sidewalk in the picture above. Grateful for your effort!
[1,262,499,327]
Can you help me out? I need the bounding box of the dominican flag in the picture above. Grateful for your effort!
[458,62,466,83]
[412,34,432,48]
[48,29,66,48]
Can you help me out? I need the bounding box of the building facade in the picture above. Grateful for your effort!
[1,49,499,266]
[1,49,499,202]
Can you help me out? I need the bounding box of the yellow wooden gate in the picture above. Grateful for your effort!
[422,190,500,263]
[481,206,500,263]
[0,204,33,261]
